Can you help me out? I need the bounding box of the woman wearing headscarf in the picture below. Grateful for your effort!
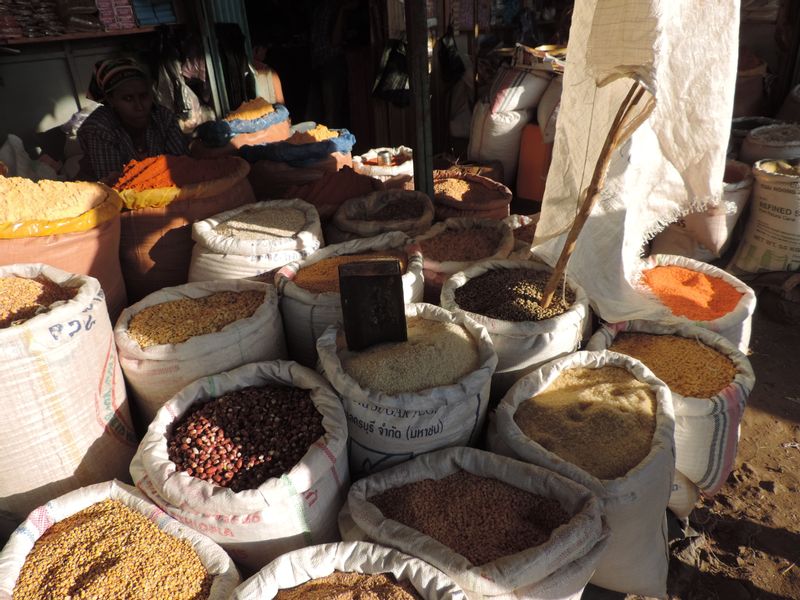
[77,57,189,181]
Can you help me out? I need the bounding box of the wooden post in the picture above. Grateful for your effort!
[405,0,434,199]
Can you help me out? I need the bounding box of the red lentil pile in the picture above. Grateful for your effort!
[641,265,743,321]
[419,227,503,262]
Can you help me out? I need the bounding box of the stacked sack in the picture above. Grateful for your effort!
[195,98,292,157]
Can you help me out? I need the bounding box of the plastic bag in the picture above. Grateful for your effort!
[373,40,411,107]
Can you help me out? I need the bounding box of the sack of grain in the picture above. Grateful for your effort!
[339,446,609,600]
[432,173,513,221]
[669,470,701,520]
[230,541,467,599]
[353,146,415,183]
[729,116,780,160]
[331,190,434,241]
[504,213,541,259]
[0,177,127,322]
[115,155,255,302]
[638,254,757,352]
[247,153,355,202]
[194,103,292,158]
[487,351,674,598]
[240,127,356,168]
[189,199,323,282]
[275,232,423,367]
[0,480,240,599]
[115,279,286,426]
[586,320,755,496]
[130,360,349,572]
[413,218,514,303]
[738,123,800,165]
[467,101,532,187]
[317,303,497,478]
[441,260,591,401]
[0,264,137,539]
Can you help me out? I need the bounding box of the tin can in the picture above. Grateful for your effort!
[377,150,393,166]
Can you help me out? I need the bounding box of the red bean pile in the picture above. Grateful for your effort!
[370,470,570,565]
[167,385,324,492]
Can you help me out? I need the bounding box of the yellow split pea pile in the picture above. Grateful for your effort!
[293,251,408,294]
[0,275,77,328]
[275,572,423,600]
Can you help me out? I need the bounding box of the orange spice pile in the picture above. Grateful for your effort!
[113,155,238,192]
[642,265,743,321]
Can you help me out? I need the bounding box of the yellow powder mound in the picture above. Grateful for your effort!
[224,98,275,121]
[0,177,107,223]
[286,124,339,145]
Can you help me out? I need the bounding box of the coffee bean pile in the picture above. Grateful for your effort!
[366,200,424,222]
[167,385,324,491]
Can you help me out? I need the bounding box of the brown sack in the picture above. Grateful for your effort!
[247,152,353,199]
[285,166,384,221]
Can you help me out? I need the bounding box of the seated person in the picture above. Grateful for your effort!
[252,43,285,106]
[77,57,188,182]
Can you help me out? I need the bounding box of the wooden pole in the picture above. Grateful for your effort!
[405,0,434,199]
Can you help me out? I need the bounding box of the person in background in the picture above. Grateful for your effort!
[77,57,188,182]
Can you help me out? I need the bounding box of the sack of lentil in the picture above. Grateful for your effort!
[275,232,423,367]
[0,177,128,322]
[0,480,240,599]
[432,173,513,221]
[188,199,324,283]
[130,360,349,572]
[637,254,757,352]
[413,218,514,304]
[352,146,415,183]
[116,155,256,302]
[316,303,497,478]
[0,264,137,540]
[504,213,541,259]
[340,446,609,600]
[115,279,286,425]
[331,190,435,241]
[440,260,591,401]
[230,541,467,599]
[586,320,755,496]
[487,351,675,598]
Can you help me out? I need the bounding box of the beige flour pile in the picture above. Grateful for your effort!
[0,177,107,223]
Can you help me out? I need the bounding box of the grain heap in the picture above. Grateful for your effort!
[127,290,263,348]
[419,228,503,262]
[224,97,275,121]
[358,200,425,222]
[370,470,569,565]
[0,177,106,222]
[274,572,423,600]
[759,159,800,176]
[12,499,212,600]
[286,125,339,145]
[454,268,574,321]
[0,275,77,328]
[167,385,323,492]
[514,366,657,479]
[642,265,743,321]
[340,316,479,394]
[434,178,497,203]
[213,206,306,239]
[293,251,408,294]
[113,155,241,192]
[609,332,736,398]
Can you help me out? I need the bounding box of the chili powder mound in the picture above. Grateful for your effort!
[642,265,743,321]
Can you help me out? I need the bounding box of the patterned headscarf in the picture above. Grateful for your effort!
[87,57,149,101]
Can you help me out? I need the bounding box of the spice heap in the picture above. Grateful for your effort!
[514,221,538,244]
[224,97,274,121]
[434,178,498,203]
[610,332,736,398]
[642,265,743,321]
[0,177,106,223]
[127,290,263,348]
[214,206,306,239]
[514,366,657,480]
[12,499,212,600]
[167,385,323,491]
[293,251,408,294]
[0,275,77,328]
[341,316,479,394]
[363,154,410,167]
[370,470,569,565]
[274,572,423,600]
[113,155,240,192]
[419,228,503,262]
[286,124,339,145]
[455,268,574,321]
[359,200,424,222]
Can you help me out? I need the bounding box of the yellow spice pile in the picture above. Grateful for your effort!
[286,124,339,145]
[224,97,274,121]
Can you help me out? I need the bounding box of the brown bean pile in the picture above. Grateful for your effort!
[0,275,77,329]
[293,251,408,294]
[370,470,569,565]
[419,228,503,262]
[167,385,324,491]
[127,290,264,348]
[454,268,574,321]
[514,221,538,243]
[434,178,498,203]
[609,332,737,398]
[12,499,212,600]
[275,572,423,600]
[359,200,424,222]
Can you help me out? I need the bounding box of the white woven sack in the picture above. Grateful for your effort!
[340,446,609,600]
[503,214,541,259]
[586,320,755,494]
[317,303,497,479]
[0,480,240,599]
[487,351,675,598]
[275,231,423,368]
[441,260,590,400]
[0,264,138,540]
[332,190,435,239]
[669,471,700,519]
[130,360,349,572]
[115,279,287,425]
[467,101,532,186]
[738,123,800,165]
[188,199,323,282]
[352,146,415,182]
[231,541,467,599]
[639,254,756,352]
